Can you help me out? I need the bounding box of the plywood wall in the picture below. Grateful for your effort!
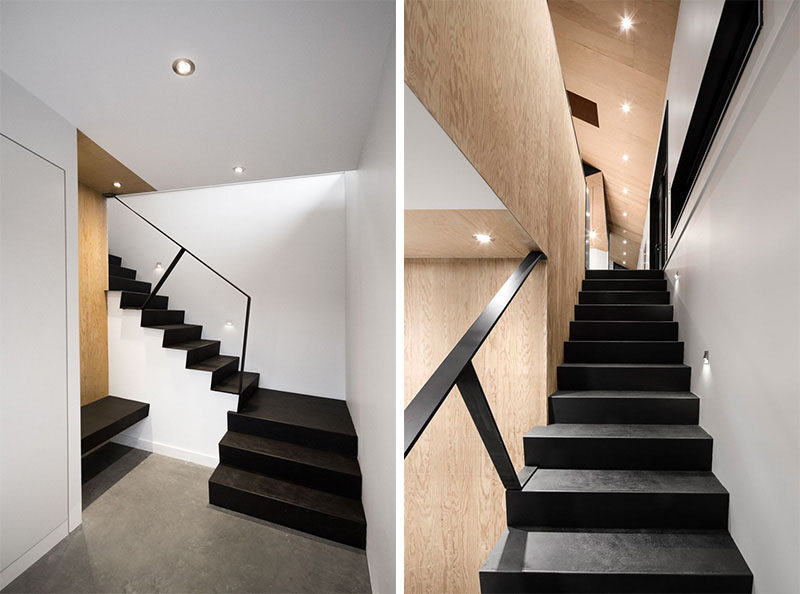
[78,182,109,405]
[404,258,547,593]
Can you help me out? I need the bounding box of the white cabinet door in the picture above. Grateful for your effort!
[0,135,69,573]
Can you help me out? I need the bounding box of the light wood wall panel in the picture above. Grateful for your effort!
[587,171,609,251]
[78,182,109,405]
[405,259,547,594]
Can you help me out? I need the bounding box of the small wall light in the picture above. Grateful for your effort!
[675,271,680,281]
[703,350,710,365]
[474,233,492,244]
[113,181,122,189]
[155,262,163,271]
[225,320,234,327]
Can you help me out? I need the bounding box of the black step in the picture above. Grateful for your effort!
[570,321,678,340]
[108,254,122,267]
[189,355,239,385]
[507,468,728,529]
[141,309,185,327]
[228,389,358,456]
[564,340,684,363]
[524,424,712,470]
[80,395,149,454]
[119,291,168,310]
[209,464,366,548]
[586,269,664,279]
[109,264,136,280]
[165,339,221,366]
[108,275,151,293]
[583,279,667,291]
[150,323,203,346]
[557,363,691,391]
[480,528,752,593]
[549,391,699,424]
[574,304,673,321]
[212,371,259,398]
[219,431,361,498]
[579,290,670,304]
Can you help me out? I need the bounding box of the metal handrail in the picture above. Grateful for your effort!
[403,250,546,490]
[108,195,252,401]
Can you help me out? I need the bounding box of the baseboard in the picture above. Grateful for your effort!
[0,520,68,590]
[111,433,218,468]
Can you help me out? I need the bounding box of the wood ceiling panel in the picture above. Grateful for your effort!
[77,130,155,195]
[550,0,679,267]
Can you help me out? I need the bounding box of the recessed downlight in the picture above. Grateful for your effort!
[233,166,245,174]
[621,102,631,113]
[623,251,627,256]
[621,15,633,31]
[474,233,492,244]
[623,211,628,217]
[172,58,195,76]
[113,181,122,188]
[623,260,627,264]
[623,239,628,244]
[589,230,598,239]
[622,187,629,194]
[622,153,630,162]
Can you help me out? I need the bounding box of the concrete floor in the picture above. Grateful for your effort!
[3,444,371,593]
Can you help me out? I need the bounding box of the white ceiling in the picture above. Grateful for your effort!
[0,1,393,190]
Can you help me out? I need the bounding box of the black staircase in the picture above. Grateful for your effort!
[108,252,365,548]
[479,268,753,593]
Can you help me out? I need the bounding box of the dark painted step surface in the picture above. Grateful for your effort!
[108,254,122,267]
[583,279,667,291]
[151,323,203,346]
[109,264,136,280]
[229,389,358,456]
[574,304,673,321]
[557,363,691,391]
[141,309,185,327]
[579,290,670,304]
[564,340,684,363]
[507,468,728,529]
[120,291,168,310]
[480,528,753,593]
[81,395,149,454]
[212,371,259,398]
[209,464,366,548]
[570,320,678,340]
[524,424,712,470]
[109,275,152,293]
[165,339,221,365]
[219,431,361,498]
[189,355,239,385]
[549,391,699,424]
[586,269,664,279]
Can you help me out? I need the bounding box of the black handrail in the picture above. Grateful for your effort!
[107,195,252,400]
[404,250,546,490]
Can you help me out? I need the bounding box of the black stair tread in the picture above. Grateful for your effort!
[523,468,726,494]
[220,431,361,477]
[559,363,690,369]
[482,527,752,577]
[551,390,698,400]
[526,424,711,440]
[80,395,149,454]
[239,388,357,437]
[142,308,185,314]
[188,355,238,372]
[209,464,365,523]
[148,323,202,331]
[213,371,259,393]
[164,339,220,350]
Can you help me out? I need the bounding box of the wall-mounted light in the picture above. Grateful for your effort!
[113,181,122,189]
[586,211,591,217]
[225,320,234,328]
[703,350,710,365]
[675,271,680,281]
[172,58,195,76]
[474,233,492,244]
[155,262,163,271]
[233,166,245,174]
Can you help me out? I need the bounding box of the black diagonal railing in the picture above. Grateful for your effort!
[107,195,252,403]
[404,250,546,490]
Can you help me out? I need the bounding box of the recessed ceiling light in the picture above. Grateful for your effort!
[586,211,591,217]
[112,181,121,188]
[623,251,627,256]
[172,58,195,76]
[622,153,630,162]
[622,187,629,194]
[623,211,628,217]
[589,230,598,239]
[233,166,245,174]
[623,239,628,244]
[621,15,633,31]
[474,233,492,244]
[621,102,631,113]
[623,260,627,264]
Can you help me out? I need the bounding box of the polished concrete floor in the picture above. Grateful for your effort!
[4,444,371,593]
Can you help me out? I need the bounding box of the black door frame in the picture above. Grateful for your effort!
[649,104,668,270]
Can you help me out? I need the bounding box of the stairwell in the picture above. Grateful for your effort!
[480,268,753,593]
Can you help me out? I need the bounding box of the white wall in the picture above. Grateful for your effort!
[107,174,346,401]
[663,2,799,592]
[588,248,609,270]
[0,72,81,588]
[344,37,396,593]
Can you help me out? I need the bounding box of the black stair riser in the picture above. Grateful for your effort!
[506,491,728,529]
[574,305,673,321]
[108,254,122,267]
[570,321,678,340]
[524,437,713,470]
[219,444,361,499]
[479,571,752,593]
[564,341,684,363]
[549,397,699,424]
[120,292,168,310]
[211,359,240,386]
[579,291,670,304]
[109,265,136,280]
[109,276,152,293]
[227,411,357,457]
[208,481,365,549]
[184,342,221,366]
[162,326,203,346]
[585,270,664,279]
[583,279,667,291]
[557,366,690,391]
[141,309,185,326]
